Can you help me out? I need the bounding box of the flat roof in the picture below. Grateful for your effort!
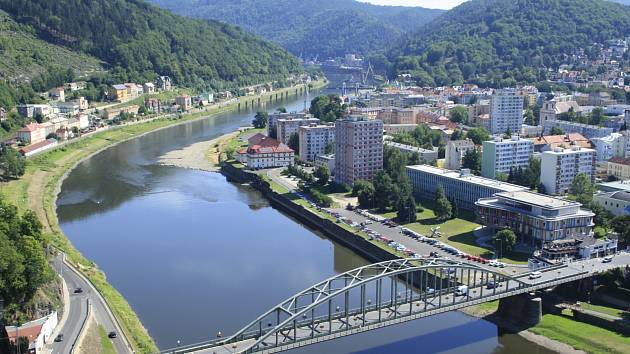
[406,165,527,192]
[495,190,581,209]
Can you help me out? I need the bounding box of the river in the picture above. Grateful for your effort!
[56,89,555,354]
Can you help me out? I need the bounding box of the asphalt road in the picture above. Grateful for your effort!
[50,254,131,354]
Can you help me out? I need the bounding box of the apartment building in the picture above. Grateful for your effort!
[406,165,527,211]
[607,156,630,180]
[276,116,320,145]
[384,141,438,163]
[445,139,476,170]
[540,146,596,195]
[476,191,594,245]
[489,88,524,134]
[334,116,383,186]
[543,120,614,139]
[481,136,534,179]
[298,124,335,162]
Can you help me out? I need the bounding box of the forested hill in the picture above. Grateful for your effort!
[387,0,630,87]
[148,0,444,59]
[0,0,302,91]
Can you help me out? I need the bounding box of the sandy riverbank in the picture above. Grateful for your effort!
[156,130,240,171]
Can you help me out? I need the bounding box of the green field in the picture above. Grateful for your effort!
[531,314,630,354]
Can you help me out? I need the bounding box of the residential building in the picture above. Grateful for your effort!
[476,190,595,245]
[591,133,623,161]
[56,102,80,115]
[468,100,490,126]
[268,111,311,137]
[489,88,524,134]
[0,107,6,121]
[445,139,475,170]
[18,139,58,157]
[5,312,58,354]
[406,165,527,211]
[543,120,614,139]
[175,95,193,111]
[315,154,335,174]
[298,124,335,162]
[335,116,383,186]
[156,76,172,91]
[110,84,128,102]
[124,83,143,98]
[49,87,65,102]
[384,141,438,163]
[73,96,89,111]
[17,123,47,144]
[594,190,630,216]
[481,136,534,179]
[102,105,140,120]
[529,133,592,153]
[17,104,54,118]
[384,124,417,135]
[236,136,294,169]
[276,116,320,145]
[540,146,596,195]
[607,156,630,180]
[143,82,156,94]
[145,98,160,113]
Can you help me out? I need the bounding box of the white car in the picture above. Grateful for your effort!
[602,256,613,263]
[529,271,542,280]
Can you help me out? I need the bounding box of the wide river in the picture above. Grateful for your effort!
[56,89,554,354]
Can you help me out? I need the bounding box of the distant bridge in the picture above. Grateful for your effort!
[161,255,630,354]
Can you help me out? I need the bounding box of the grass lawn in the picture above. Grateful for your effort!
[530,314,630,354]
[99,325,117,354]
[580,303,628,318]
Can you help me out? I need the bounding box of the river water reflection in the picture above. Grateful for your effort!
[57,90,554,353]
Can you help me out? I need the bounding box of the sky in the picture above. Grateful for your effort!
[358,0,468,10]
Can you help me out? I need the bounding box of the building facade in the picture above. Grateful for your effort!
[445,139,476,171]
[489,88,524,134]
[594,191,630,216]
[543,120,614,139]
[335,116,384,186]
[384,141,438,163]
[298,124,335,162]
[607,156,630,180]
[275,117,320,144]
[406,165,527,211]
[540,146,596,195]
[476,191,595,245]
[481,136,534,179]
[236,136,294,169]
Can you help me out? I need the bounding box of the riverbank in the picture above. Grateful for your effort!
[0,79,327,353]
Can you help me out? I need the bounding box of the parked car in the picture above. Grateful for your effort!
[529,271,542,280]
[602,256,613,263]
[54,334,64,342]
[455,285,468,296]
[486,280,497,289]
[74,287,83,294]
[108,331,117,339]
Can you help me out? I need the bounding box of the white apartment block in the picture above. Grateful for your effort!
[490,88,524,135]
[298,124,335,162]
[481,136,534,179]
[540,146,596,195]
[335,116,383,186]
[276,117,320,145]
[267,112,311,136]
[445,139,476,170]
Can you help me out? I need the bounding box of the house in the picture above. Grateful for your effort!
[237,136,294,169]
[102,105,139,120]
[110,84,129,102]
[124,83,143,98]
[156,76,172,91]
[17,123,47,144]
[175,95,192,111]
[143,82,156,94]
[18,139,58,157]
[247,133,268,147]
[145,98,160,113]
[607,156,630,180]
[49,87,65,102]
[17,104,54,119]
[72,96,89,111]
[0,107,6,121]
[6,312,58,353]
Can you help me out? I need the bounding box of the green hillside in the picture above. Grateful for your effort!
[148,0,444,58]
[388,0,630,87]
[0,0,302,91]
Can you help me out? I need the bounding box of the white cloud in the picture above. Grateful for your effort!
[357,0,468,10]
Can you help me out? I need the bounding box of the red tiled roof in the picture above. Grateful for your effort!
[18,123,43,133]
[609,156,630,166]
[18,139,55,154]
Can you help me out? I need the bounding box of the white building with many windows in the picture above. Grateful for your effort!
[237,136,294,169]
[335,116,383,186]
[481,136,534,179]
[490,88,524,134]
[276,117,320,145]
[298,124,335,162]
[445,139,476,171]
[540,146,596,195]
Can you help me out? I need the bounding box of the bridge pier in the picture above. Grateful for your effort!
[497,293,542,327]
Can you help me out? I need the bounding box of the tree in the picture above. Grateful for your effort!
[449,106,468,123]
[503,127,512,139]
[288,132,299,152]
[324,141,334,155]
[353,180,375,209]
[277,106,287,113]
[309,95,345,122]
[589,107,605,125]
[314,165,330,186]
[550,126,565,135]
[451,199,459,219]
[610,215,630,245]
[461,149,481,174]
[373,171,394,212]
[466,127,490,145]
[0,146,25,180]
[434,186,452,221]
[524,108,536,126]
[450,129,465,141]
[252,111,268,129]
[492,229,517,257]
[569,173,596,204]
[396,194,417,224]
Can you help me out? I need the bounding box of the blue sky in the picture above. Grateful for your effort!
[358,0,468,9]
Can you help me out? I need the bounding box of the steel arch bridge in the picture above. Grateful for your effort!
[162,258,539,354]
